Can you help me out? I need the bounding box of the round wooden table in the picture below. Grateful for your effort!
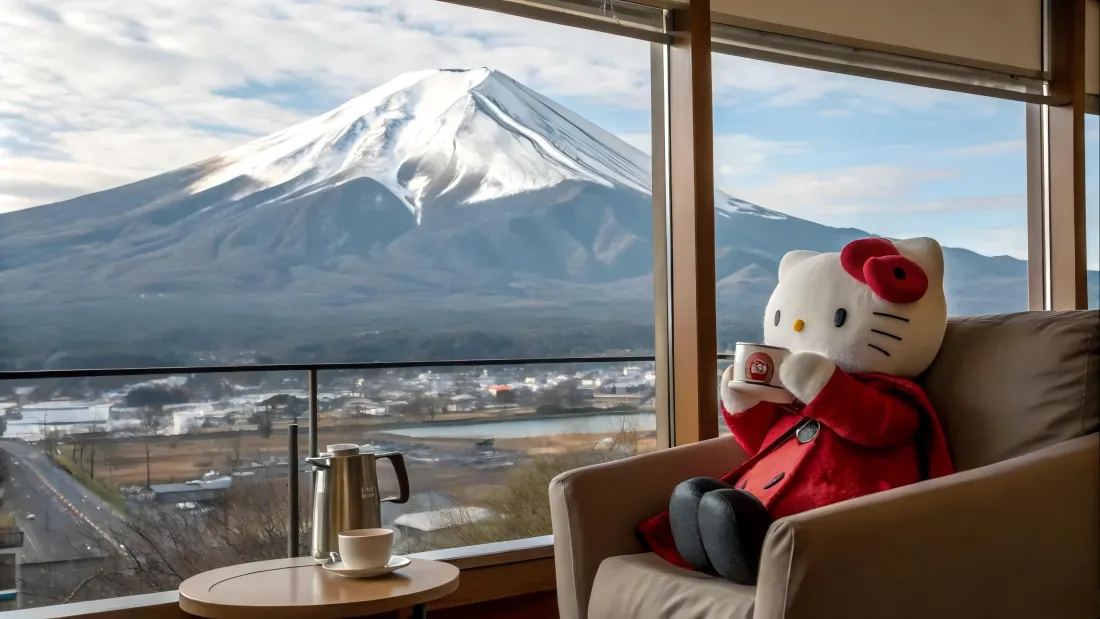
[178,556,459,619]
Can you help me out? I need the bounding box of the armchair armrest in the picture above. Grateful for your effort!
[550,435,747,619]
[754,433,1100,619]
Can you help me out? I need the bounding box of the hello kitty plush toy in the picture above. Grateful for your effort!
[637,237,955,585]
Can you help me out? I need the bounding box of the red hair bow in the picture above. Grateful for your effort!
[840,238,928,304]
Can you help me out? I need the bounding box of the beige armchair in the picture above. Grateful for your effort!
[550,311,1100,619]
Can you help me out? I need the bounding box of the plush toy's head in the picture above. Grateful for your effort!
[763,237,947,378]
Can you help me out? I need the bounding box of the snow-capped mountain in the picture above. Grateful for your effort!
[0,68,1059,370]
[189,68,649,222]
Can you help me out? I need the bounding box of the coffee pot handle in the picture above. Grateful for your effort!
[376,452,410,504]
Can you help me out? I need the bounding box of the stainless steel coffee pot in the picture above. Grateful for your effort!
[306,443,409,563]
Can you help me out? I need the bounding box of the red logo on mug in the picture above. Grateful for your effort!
[745,352,774,383]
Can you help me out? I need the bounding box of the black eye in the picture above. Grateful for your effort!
[833,308,847,327]
[773,309,781,326]
[893,267,906,280]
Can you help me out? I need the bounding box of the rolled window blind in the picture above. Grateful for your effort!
[705,0,1042,74]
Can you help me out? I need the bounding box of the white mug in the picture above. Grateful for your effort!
[730,342,790,389]
[336,528,393,569]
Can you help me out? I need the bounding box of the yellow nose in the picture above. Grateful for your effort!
[793,319,805,332]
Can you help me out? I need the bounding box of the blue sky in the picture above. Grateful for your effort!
[1,0,1096,268]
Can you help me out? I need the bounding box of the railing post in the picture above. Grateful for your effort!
[308,368,319,460]
[287,423,299,558]
[307,368,319,547]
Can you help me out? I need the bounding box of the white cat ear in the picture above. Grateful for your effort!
[894,237,944,283]
[778,250,818,281]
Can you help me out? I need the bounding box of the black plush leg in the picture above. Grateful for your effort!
[669,477,735,573]
[697,489,773,585]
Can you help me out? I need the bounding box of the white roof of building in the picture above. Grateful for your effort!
[394,507,494,532]
[451,394,476,401]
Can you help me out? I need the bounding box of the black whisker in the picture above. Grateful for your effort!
[868,343,891,356]
[871,329,902,341]
[873,312,910,323]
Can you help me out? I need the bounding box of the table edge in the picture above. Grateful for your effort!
[178,560,459,619]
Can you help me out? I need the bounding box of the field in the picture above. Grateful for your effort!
[59,414,658,503]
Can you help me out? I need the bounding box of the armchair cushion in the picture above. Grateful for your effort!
[754,433,1099,619]
[921,310,1099,470]
[587,553,755,619]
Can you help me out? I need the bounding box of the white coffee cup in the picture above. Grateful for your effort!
[336,528,393,569]
[730,342,790,389]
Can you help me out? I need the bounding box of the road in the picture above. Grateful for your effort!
[0,440,123,563]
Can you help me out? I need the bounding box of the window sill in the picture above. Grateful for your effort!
[6,537,555,619]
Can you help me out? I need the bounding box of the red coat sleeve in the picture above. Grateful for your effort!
[802,368,919,448]
[722,401,781,456]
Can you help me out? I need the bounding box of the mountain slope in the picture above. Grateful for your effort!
[0,68,1087,369]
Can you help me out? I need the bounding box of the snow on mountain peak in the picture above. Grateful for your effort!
[715,190,788,221]
[189,68,650,221]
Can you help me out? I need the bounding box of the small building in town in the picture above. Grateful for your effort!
[393,507,495,549]
[447,394,477,413]
[149,476,231,504]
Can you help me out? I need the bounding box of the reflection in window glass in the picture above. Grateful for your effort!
[0,1,653,373]
[710,54,1029,352]
[1087,114,1099,309]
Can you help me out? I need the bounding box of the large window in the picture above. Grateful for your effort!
[0,0,655,610]
[710,53,1029,352]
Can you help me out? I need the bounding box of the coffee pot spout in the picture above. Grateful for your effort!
[305,456,331,470]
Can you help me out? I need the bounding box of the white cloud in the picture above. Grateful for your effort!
[918,226,1028,260]
[711,54,972,112]
[616,133,805,177]
[0,0,1019,214]
[714,135,807,178]
[616,133,653,155]
[945,139,1025,157]
[727,164,958,218]
[846,193,1025,215]
[0,0,651,212]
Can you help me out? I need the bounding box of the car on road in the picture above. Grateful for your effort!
[26,514,35,520]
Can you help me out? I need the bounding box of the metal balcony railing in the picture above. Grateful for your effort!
[0,355,658,559]
[0,354,657,456]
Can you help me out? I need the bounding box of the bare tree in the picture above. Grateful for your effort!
[24,479,309,606]
[139,407,164,488]
[431,421,642,550]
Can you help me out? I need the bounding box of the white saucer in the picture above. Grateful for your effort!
[322,556,411,578]
[728,381,795,405]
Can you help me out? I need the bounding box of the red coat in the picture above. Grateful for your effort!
[637,369,954,571]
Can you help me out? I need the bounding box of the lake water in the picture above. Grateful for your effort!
[387,412,656,439]
[2,405,657,442]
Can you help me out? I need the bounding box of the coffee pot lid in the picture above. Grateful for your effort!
[325,443,361,457]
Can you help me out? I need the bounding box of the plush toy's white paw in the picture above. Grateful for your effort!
[779,352,836,404]
[720,364,763,413]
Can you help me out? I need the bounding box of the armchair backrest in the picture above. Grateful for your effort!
[920,310,1099,471]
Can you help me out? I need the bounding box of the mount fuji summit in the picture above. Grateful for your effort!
[0,68,1038,368]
